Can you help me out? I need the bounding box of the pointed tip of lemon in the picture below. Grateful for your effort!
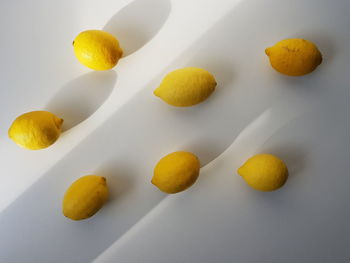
[237,166,244,176]
[265,47,272,56]
[151,178,156,186]
[153,88,161,97]
[54,117,64,129]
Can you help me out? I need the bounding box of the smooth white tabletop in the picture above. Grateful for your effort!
[1,0,350,262]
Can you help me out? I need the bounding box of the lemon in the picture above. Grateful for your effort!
[265,38,322,76]
[62,175,109,221]
[237,154,288,192]
[73,30,123,70]
[154,67,217,107]
[152,151,200,193]
[8,111,63,150]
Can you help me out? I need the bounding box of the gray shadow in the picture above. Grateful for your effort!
[180,139,228,167]
[244,144,309,203]
[45,71,117,131]
[95,162,135,203]
[202,61,235,106]
[261,145,308,178]
[146,59,235,168]
[289,31,336,63]
[2,0,346,261]
[103,0,171,56]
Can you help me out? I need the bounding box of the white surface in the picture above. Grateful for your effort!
[1,0,350,262]
[0,0,235,211]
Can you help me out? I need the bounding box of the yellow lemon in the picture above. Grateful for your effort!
[152,151,200,193]
[265,38,322,76]
[73,30,123,70]
[8,111,63,150]
[62,175,109,221]
[237,154,288,192]
[154,67,217,106]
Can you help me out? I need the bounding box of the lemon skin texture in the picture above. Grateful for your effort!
[265,38,322,76]
[73,30,123,70]
[8,111,63,150]
[62,175,109,221]
[152,151,200,194]
[238,154,288,192]
[154,67,217,106]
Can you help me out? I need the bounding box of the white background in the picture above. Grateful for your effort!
[1,0,350,262]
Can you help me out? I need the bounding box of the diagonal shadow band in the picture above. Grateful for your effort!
[45,71,117,132]
[103,0,171,57]
[44,0,172,132]
[0,0,342,262]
